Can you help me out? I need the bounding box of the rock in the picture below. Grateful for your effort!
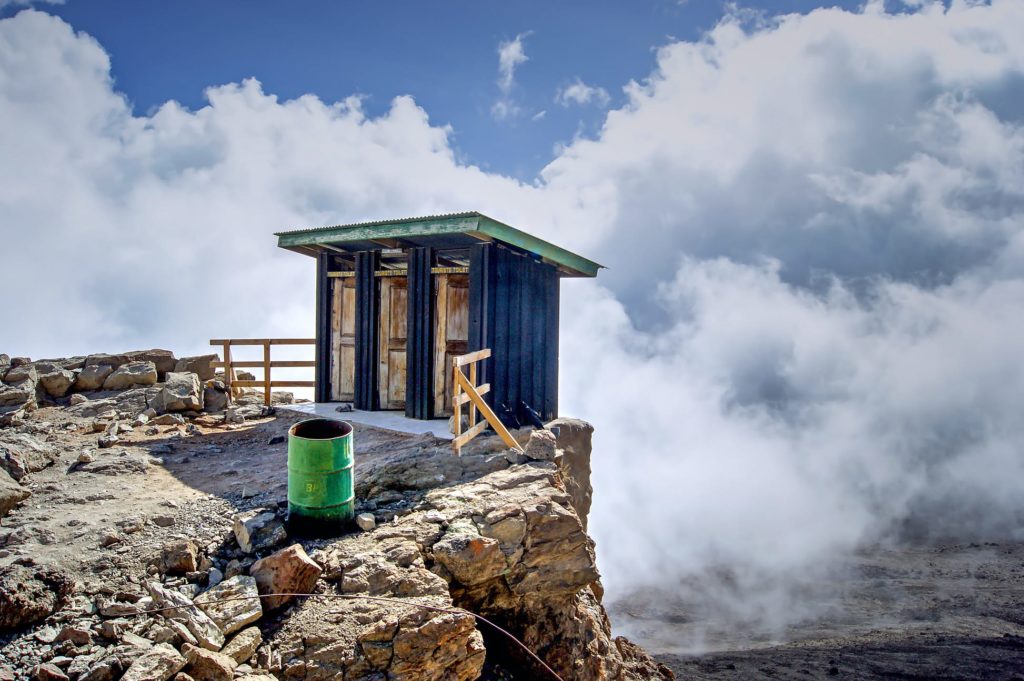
[174,355,218,381]
[355,513,376,531]
[97,433,119,449]
[206,567,223,586]
[3,363,37,386]
[152,514,175,527]
[0,381,33,408]
[221,626,262,664]
[202,385,228,413]
[83,353,130,370]
[523,428,558,461]
[432,531,507,586]
[0,432,55,480]
[31,664,68,681]
[194,576,262,635]
[181,644,235,681]
[133,413,150,427]
[68,393,88,406]
[0,468,30,517]
[161,539,200,574]
[101,361,158,390]
[0,564,75,632]
[56,624,92,646]
[151,372,203,413]
[120,643,186,681]
[232,510,287,554]
[152,413,185,426]
[126,349,177,379]
[146,582,225,651]
[77,450,95,463]
[39,369,76,398]
[73,364,114,391]
[249,544,322,611]
[548,418,594,530]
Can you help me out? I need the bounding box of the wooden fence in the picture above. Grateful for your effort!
[452,348,523,455]
[210,338,316,406]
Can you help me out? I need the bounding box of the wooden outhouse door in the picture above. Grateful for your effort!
[378,275,408,410]
[433,273,469,416]
[330,276,356,402]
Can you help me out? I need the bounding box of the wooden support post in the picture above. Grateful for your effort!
[468,362,477,428]
[453,357,462,445]
[263,340,272,407]
[222,342,233,405]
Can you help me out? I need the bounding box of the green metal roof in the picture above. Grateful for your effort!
[275,211,602,278]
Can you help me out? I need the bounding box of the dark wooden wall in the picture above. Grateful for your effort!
[405,247,434,419]
[314,252,332,403]
[469,242,560,425]
[353,251,379,410]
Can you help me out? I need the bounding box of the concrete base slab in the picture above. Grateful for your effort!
[280,402,454,441]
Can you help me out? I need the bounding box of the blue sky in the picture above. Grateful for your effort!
[6,0,862,179]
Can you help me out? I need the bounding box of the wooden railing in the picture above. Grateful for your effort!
[210,338,316,406]
[452,348,523,455]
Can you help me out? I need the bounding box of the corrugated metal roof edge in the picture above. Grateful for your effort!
[275,210,605,277]
[274,211,482,236]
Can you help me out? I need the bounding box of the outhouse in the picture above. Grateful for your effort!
[276,212,601,425]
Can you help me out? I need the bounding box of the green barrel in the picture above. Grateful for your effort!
[287,418,354,535]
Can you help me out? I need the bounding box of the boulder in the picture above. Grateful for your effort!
[0,353,8,379]
[102,361,158,390]
[0,468,30,517]
[0,382,33,408]
[181,644,235,681]
[3,364,37,386]
[432,532,507,586]
[74,364,114,391]
[175,355,218,381]
[0,564,75,632]
[232,510,287,554]
[0,432,56,480]
[68,393,88,406]
[151,372,203,413]
[194,576,262,635]
[203,384,228,412]
[146,582,225,651]
[161,539,200,574]
[548,418,594,530]
[126,349,177,379]
[120,644,186,681]
[250,544,322,611]
[39,369,76,398]
[220,627,262,664]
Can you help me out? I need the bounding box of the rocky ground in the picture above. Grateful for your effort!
[625,542,1024,679]
[0,350,671,681]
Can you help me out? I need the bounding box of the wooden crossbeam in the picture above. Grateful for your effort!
[453,368,522,454]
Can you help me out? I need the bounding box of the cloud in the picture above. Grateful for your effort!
[0,0,62,8]
[492,31,531,121]
[555,77,611,107]
[4,0,1024,653]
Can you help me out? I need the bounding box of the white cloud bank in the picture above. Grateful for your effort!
[3,1,1024,651]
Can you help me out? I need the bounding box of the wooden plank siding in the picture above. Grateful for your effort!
[314,252,332,403]
[354,250,379,410]
[468,242,560,426]
[405,247,434,419]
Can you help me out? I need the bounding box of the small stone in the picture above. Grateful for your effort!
[97,434,119,449]
[206,567,223,587]
[132,413,150,427]
[151,413,185,426]
[56,625,91,646]
[232,511,286,554]
[355,513,376,531]
[193,576,262,635]
[249,544,322,610]
[152,515,176,528]
[77,451,95,464]
[161,539,199,574]
[523,428,559,461]
[181,643,235,681]
[68,394,88,407]
[120,643,186,681]
[220,626,262,664]
[32,664,68,681]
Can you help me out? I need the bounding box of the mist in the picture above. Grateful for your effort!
[3,0,1024,653]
